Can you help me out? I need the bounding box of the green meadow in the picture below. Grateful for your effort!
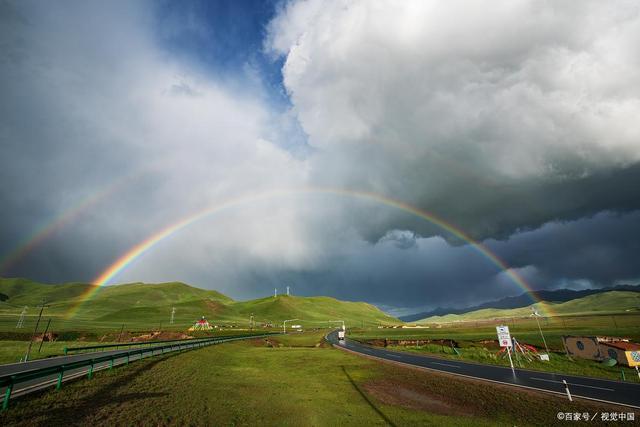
[347,300,640,383]
[0,333,625,427]
[0,278,400,334]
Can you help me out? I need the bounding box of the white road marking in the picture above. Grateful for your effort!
[529,377,614,392]
[386,353,403,359]
[431,362,460,368]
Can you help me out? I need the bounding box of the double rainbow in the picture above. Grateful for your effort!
[0,173,141,275]
[65,188,553,318]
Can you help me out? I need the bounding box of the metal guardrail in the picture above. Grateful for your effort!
[1,332,279,410]
[63,336,219,355]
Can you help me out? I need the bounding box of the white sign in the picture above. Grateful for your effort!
[496,325,512,347]
[539,354,549,361]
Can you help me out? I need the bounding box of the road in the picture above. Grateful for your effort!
[326,331,640,409]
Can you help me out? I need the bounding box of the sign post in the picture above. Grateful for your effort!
[497,325,515,375]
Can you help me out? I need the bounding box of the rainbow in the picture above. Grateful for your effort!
[66,188,554,318]
[0,174,139,276]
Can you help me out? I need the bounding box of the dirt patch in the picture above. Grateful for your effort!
[362,378,476,416]
[99,331,193,342]
[204,299,225,313]
[247,338,279,347]
[33,332,58,342]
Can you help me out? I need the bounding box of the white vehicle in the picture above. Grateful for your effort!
[338,330,345,340]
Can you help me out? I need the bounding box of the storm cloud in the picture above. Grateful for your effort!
[1,0,640,313]
[267,0,640,239]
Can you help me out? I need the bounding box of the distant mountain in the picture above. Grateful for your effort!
[399,284,640,322]
[417,291,640,323]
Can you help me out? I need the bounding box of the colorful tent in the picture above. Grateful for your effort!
[188,316,213,331]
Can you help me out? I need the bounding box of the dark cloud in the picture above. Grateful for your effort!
[268,0,640,240]
[2,1,640,315]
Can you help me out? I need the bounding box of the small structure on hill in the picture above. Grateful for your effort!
[188,316,213,331]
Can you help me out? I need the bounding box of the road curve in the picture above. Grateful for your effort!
[326,331,640,409]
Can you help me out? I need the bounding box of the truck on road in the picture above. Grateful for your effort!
[338,330,345,340]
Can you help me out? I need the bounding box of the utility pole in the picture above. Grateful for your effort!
[16,306,27,328]
[283,318,299,334]
[24,299,48,362]
[250,313,254,330]
[170,307,176,325]
[531,307,550,357]
[37,318,52,353]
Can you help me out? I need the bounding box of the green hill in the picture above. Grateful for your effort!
[417,291,640,323]
[0,278,400,331]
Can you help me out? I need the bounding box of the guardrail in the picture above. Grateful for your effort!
[63,336,220,355]
[1,332,279,410]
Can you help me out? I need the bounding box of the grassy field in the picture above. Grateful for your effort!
[0,329,279,365]
[0,340,110,364]
[347,314,640,383]
[352,314,640,350]
[0,278,400,332]
[0,333,627,426]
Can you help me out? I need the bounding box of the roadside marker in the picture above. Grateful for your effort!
[563,379,572,401]
[2,381,13,411]
[56,367,64,390]
[506,346,515,375]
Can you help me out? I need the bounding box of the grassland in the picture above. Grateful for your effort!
[0,278,400,333]
[0,333,626,426]
[347,312,640,383]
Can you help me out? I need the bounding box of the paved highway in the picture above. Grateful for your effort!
[326,331,640,409]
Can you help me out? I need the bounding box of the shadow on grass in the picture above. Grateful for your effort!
[341,365,397,427]
[15,352,183,426]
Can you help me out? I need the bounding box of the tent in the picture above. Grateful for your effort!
[188,316,213,331]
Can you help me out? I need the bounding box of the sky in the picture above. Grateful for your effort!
[1,0,639,316]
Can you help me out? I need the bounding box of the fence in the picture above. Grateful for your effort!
[63,336,230,355]
[1,332,279,410]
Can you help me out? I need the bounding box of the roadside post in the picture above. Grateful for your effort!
[497,325,515,374]
[563,379,572,401]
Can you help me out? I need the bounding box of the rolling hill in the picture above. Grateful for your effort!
[400,284,640,322]
[0,278,400,330]
[417,291,640,323]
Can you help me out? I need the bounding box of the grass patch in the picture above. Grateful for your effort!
[0,340,112,364]
[268,331,328,347]
[0,337,627,426]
